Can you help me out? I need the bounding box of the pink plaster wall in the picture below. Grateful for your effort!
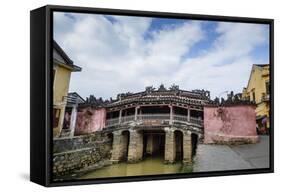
[204,105,258,144]
[75,107,106,135]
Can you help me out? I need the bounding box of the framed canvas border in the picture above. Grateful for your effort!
[30,5,274,187]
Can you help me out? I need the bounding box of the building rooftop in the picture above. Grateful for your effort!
[81,85,211,108]
[253,64,269,68]
[53,40,82,72]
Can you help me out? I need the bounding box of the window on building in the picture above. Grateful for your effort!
[252,91,256,103]
[266,81,269,95]
[53,108,60,128]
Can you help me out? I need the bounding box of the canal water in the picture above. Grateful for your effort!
[80,156,193,179]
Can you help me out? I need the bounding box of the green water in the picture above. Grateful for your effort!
[80,156,193,179]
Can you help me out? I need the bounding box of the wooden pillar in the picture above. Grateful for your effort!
[118,109,122,124]
[169,105,173,125]
[69,105,77,137]
[164,128,176,163]
[134,106,139,121]
[183,130,192,164]
[187,107,190,122]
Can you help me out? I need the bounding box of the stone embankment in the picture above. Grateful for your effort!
[53,133,111,180]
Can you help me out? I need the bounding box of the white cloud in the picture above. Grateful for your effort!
[54,13,269,100]
[174,22,269,98]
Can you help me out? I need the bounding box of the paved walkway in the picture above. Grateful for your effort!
[193,136,270,172]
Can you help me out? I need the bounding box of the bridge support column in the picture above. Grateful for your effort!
[164,128,176,163]
[128,129,143,163]
[183,130,192,164]
[111,130,125,163]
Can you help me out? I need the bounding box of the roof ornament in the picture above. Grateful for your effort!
[211,91,254,106]
[158,84,167,91]
[85,95,108,106]
[145,86,155,94]
[169,84,179,91]
[117,92,133,100]
[192,89,211,99]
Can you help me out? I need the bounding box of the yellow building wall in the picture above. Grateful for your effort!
[243,65,270,129]
[53,64,72,137]
[54,65,71,104]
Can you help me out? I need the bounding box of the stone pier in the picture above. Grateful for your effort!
[111,130,127,163]
[128,129,143,162]
[183,130,192,164]
[111,127,195,164]
[164,128,176,163]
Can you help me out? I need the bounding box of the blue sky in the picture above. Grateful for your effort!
[54,12,269,99]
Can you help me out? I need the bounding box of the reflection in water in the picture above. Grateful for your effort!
[80,156,193,179]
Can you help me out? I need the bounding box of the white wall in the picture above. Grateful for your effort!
[0,0,279,191]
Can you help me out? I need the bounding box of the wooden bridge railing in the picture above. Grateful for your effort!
[105,114,203,127]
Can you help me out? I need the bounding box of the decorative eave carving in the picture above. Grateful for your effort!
[80,85,212,108]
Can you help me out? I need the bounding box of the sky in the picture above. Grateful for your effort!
[54,12,270,100]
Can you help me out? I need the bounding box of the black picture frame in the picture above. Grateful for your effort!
[30,5,274,187]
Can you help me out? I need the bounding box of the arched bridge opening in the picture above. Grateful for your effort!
[109,126,200,164]
[143,129,166,159]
